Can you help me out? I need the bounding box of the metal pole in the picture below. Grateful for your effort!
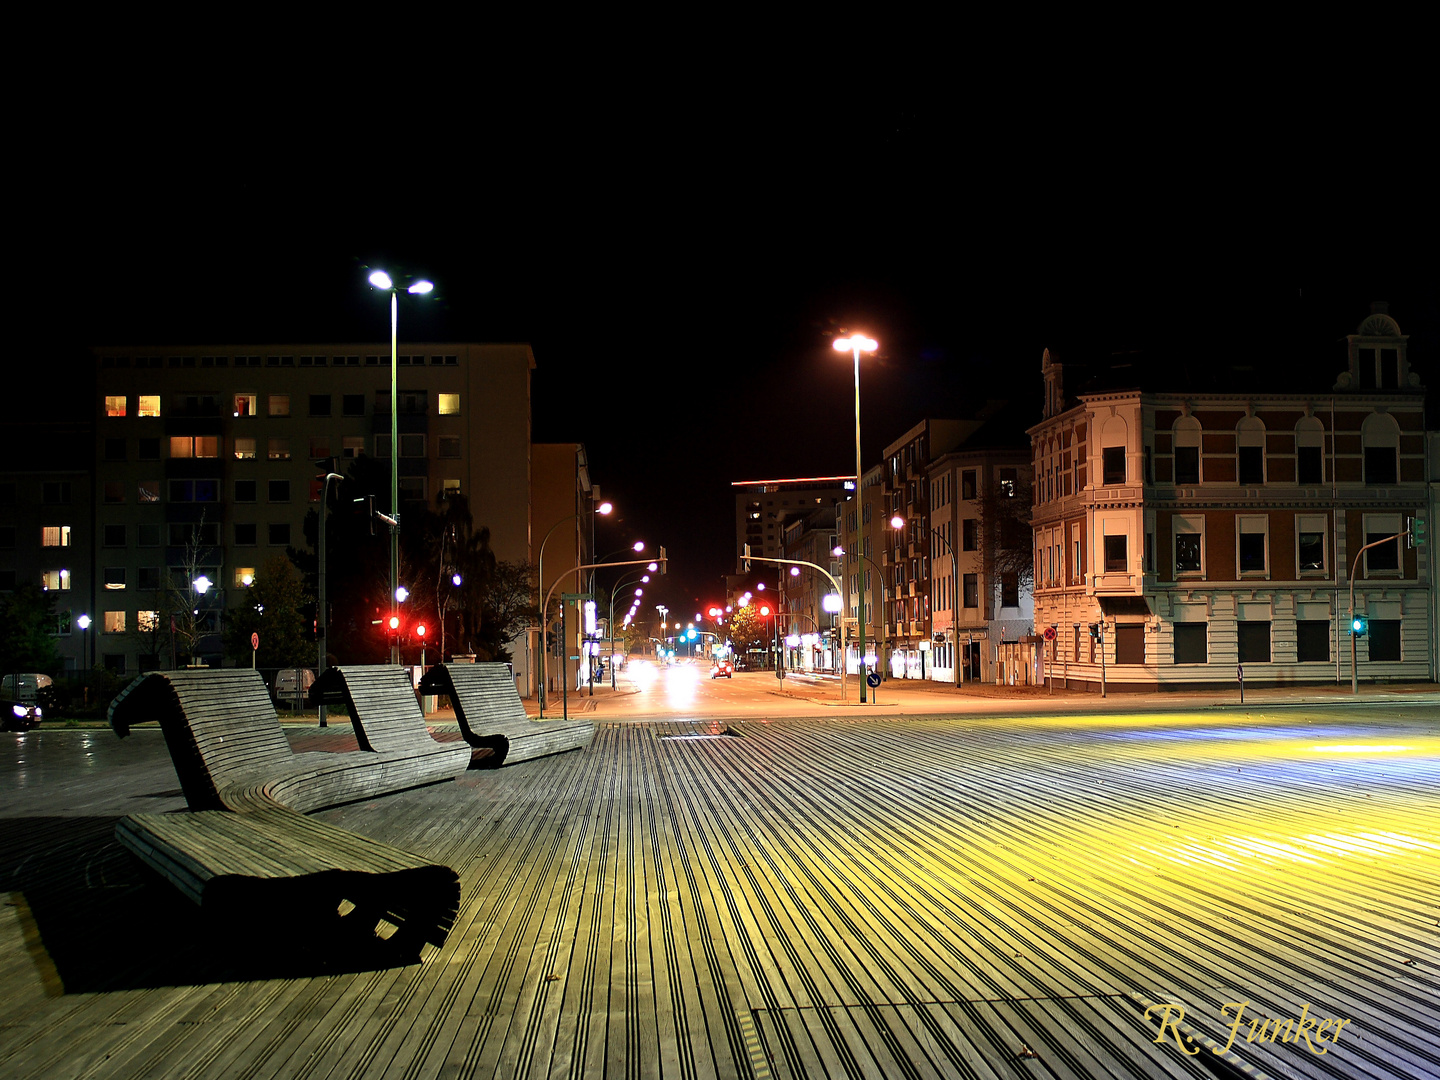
[853,344,866,703]
[389,290,400,666]
[317,472,343,727]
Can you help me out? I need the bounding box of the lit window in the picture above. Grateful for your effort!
[440,478,461,499]
[137,395,161,417]
[41,569,72,591]
[234,437,256,460]
[104,567,127,590]
[105,395,127,417]
[234,393,257,417]
[170,436,193,459]
[137,610,160,633]
[138,480,161,503]
[342,436,365,458]
[438,393,460,415]
[104,611,126,633]
[234,567,256,587]
[268,394,290,417]
[309,436,331,459]
[42,526,71,547]
[268,439,291,461]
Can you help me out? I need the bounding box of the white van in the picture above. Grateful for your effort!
[1,673,52,703]
[272,668,316,704]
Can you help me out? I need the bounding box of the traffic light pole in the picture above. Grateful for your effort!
[1348,528,1411,694]
[745,550,848,704]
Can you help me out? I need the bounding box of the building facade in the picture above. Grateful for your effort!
[89,343,535,680]
[1027,305,1430,690]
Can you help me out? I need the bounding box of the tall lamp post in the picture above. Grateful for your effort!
[76,614,92,703]
[890,514,961,687]
[367,269,433,663]
[316,471,344,726]
[834,333,877,701]
[537,499,613,711]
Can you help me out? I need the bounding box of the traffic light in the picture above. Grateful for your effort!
[659,545,668,574]
[415,623,426,639]
[1409,516,1426,549]
[366,495,376,535]
[743,543,751,571]
[1351,614,1369,637]
[1088,623,1100,640]
[388,615,401,632]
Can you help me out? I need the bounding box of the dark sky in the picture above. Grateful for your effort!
[19,95,1437,612]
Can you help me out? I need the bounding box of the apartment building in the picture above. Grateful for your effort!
[732,476,853,572]
[1027,303,1430,690]
[90,344,535,681]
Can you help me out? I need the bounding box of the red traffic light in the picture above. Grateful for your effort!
[759,604,771,617]
[416,623,427,638]
[388,615,400,631]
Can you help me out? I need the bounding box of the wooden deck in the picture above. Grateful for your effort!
[2,709,1438,1079]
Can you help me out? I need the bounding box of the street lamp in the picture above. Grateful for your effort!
[891,514,961,688]
[316,471,344,726]
[368,268,433,663]
[76,614,92,695]
[834,333,878,701]
[538,499,613,711]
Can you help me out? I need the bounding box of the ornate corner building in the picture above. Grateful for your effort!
[1027,303,1430,691]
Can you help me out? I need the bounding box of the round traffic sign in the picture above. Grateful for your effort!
[866,671,881,688]
[251,632,260,650]
[1043,626,1057,641]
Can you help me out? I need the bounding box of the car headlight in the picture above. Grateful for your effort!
[11,705,26,718]
[33,707,41,718]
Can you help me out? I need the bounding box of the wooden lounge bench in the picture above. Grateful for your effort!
[108,668,469,954]
[309,665,482,768]
[417,662,595,765]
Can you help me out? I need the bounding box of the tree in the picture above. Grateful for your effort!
[222,554,314,669]
[976,471,1034,598]
[0,586,61,676]
[726,603,772,656]
[164,513,223,666]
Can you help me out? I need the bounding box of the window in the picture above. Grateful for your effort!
[440,478,461,500]
[1174,623,1208,664]
[104,437,127,461]
[138,567,161,590]
[1362,413,1400,486]
[342,394,365,416]
[399,476,427,501]
[104,611,126,634]
[138,479,160,503]
[1115,624,1145,664]
[1366,532,1400,572]
[962,573,978,608]
[1296,514,1327,573]
[1296,621,1330,662]
[134,437,161,462]
[43,525,71,547]
[398,390,427,415]
[234,567,256,588]
[168,479,219,502]
[137,610,160,634]
[169,435,219,458]
[961,470,977,500]
[342,435,365,459]
[104,567,126,590]
[137,395,161,417]
[1237,446,1264,485]
[1364,447,1398,485]
[1368,620,1401,662]
[399,434,425,458]
[309,394,332,416]
[235,479,257,502]
[268,439,291,461]
[438,393,460,415]
[1238,516,1268,575]
[103,524,126,547]
[309,436,331,460]
[1173,416,1201,484]
[43,481,72,504]
[235,523,257,545]
[268,394,290,417]
[1237,621,1271,663]
[234,437,257,460]
[1104,534,1127,573]
[137,523,161,547]
[999,573,1019,608]
[962,519,978,551]
[168,522,219,546]
[234,393,257,417]
[438,436,461,459]
[1174,516,1203,575]
[1102,447,1126,486]
[375,434,391,459]
[268,479,291,502]
[268,523,291,545]
[41,569,72,591]
[105,395,127,416]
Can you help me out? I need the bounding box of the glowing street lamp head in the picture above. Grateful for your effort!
[76,614,91,630]
[368,270,394,290]
[452,572,463,586]
[790,566,800,576]
[407,280,434,295]
[632,541,645,552]
[395,586,409,603]
[597,501,614,515]
[193,575,212,595]
[833,335,878,354]
[890,515,905,529]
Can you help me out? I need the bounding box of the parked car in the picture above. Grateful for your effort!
[1,673,52,702]
[272,667,316,704]
[710,660,733,679]
[1,674,49,731]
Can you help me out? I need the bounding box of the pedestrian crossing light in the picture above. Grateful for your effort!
[1408,516,1425,548]
[1351,614,1368,636]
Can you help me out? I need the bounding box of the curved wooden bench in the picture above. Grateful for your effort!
[417,662,594,765]
[309,665,479,772]
[109,669,468,953]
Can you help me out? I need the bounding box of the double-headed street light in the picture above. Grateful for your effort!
[538,499,613,710]
[834,333,878,701]
[368,269,434,663]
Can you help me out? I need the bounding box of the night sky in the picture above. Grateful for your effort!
[18,96,1437,613]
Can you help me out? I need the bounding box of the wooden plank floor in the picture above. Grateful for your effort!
[2,709,1438,1079]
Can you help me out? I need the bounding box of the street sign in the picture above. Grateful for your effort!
[866,671,881,688]
[1043,626,1057,641]
[251,632,260,651]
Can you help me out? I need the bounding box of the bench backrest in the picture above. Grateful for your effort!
[312,666,437,755]
[418,663,528,734]
[109,669,295,811]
